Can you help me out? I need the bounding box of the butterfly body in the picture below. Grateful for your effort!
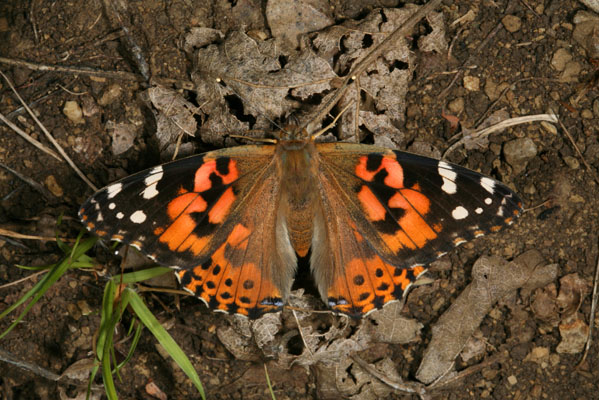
[80,136,522,318]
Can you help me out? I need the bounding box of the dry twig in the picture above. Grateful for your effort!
[443,113,558,158]
[579,236,599,366]
[0,70,98,191]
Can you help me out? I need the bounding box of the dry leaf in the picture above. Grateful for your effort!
[364,302,422,344]
[146,86,198,154]
[416,255,559,384]
[266,0,333,49]
[556,273,589,316]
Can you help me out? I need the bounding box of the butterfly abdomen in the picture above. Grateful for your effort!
[277,142,320,258]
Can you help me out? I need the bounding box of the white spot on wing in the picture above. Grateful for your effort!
[116,212,125,219]
[145,166,164,184]
[451,206,469,220]
[130,210,147,224]
[141,166,164,199]
[108,202,116,210]
[96,211,103,222]
[484,197,492,205]
[475,207,483,214]
[142,183,159,199]
[438,161,457,194]
[480,177,495,194]
[106,183,123,199]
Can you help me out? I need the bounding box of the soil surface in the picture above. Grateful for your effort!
[1,0,598,399]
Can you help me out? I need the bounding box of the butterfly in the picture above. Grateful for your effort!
[79,126,522,319]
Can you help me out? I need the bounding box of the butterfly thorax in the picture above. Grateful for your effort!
[276,140,319,258]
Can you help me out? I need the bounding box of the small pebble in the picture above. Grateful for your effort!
[463,75,480,91]
[563,155,580,169]
[44,175,64,197]
[63,100,85,124]
[502,15,522,33]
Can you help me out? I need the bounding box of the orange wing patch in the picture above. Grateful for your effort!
[176,223,284,318]
[327,253,426,316]
[355,153,440,252]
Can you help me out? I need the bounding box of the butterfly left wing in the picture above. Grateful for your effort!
[312,142,523,316]
[79,145,296,318]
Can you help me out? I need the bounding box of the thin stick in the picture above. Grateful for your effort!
[351,355,428,397]
[0,70,98,191]
[292,309,314,357]
[0,111,61,161]
[300,0,443,134]
[0,162,54,198]
[0,228,71,242]
[578,236,599,366]
[442,114,558,158]
[0,56,145,82]
[0,270,47,289]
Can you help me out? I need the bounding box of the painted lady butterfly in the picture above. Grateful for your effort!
[79,127,522,319]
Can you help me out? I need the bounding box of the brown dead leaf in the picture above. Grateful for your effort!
[266,0,333,49]
[530,284,560,326]
[145,86,198,155]
[416,255,559,384]
[105,121,139,156]
[556,273,589,317]
[192,31,336,143]
[183,27,224,54]
[312,6,435,141]
[363,302,422,344]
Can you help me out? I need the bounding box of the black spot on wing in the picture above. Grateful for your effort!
[366,153,384,171]
[216,157,231,175]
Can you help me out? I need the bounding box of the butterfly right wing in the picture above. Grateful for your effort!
[310,142,522,316]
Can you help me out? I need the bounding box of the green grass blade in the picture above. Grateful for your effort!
[264,363,277,400]
[125,288,205,399]
[0,236,97,339]
[114,267,172,285]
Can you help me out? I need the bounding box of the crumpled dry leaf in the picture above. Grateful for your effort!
[183,27,224,54]
[556,273,589,316]
[416,255,559,384]
[335,357,402,400]
[530,283,560,326]
[145,86,198,155]
[59,358,95,382]
[106,121,139,156]
[216,315,261,361]
[459,332,488,363]
[417,10,449,53]
[266,0,333,49]
[363,302,422,344]
[192,30,336,144]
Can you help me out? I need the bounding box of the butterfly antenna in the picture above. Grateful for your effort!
[215,77,290,138]
[310,100,354,140]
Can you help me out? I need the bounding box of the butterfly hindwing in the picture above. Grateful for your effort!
[80,144,296,317]
[313,142,522,315]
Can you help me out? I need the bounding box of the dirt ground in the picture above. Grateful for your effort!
[1,0,598,399]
